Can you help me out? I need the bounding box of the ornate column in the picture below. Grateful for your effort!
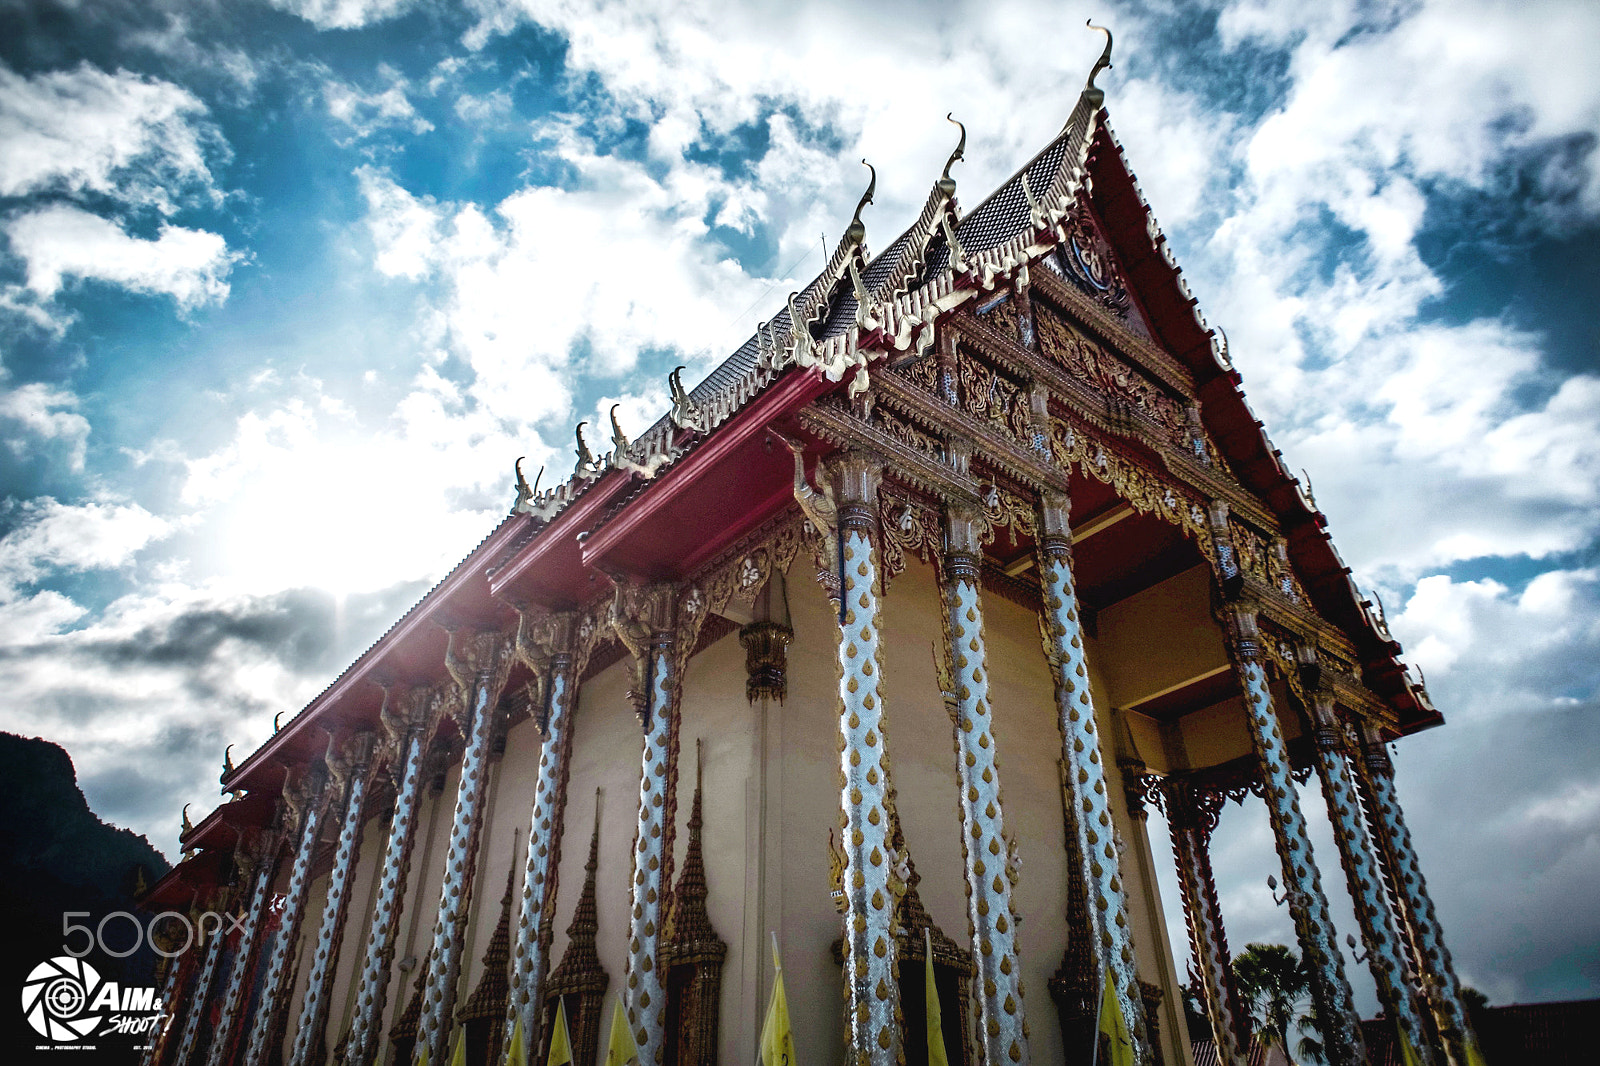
[347,687,440,1066]
[503,611,580,1060]
[1160,778,1250,1066]
[1218,601,1367,1066]
[415,627,515,1066]
[141,912,199,1066]
[203,835,283,1066]
[169,887,234,1066]
[826,451,905,1066]
[242,762,333,1066]
[939,502,1029,1065]
[1352,720,1483,1066]
[289,734,377,1066]
[1032,489,1151,1065]
[612,582,688,1066]
[1301,684,1439,1065]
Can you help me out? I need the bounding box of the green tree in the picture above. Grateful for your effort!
[1232,943,1316,1063]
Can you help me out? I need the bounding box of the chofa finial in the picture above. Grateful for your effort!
[846,159,876,247]
[1086,20,1113,93]
[938,113,966,200]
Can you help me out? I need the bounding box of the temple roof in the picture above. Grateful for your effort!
[206,60,1438,837]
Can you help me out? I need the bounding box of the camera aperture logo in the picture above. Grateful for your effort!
[21,956,163,1047]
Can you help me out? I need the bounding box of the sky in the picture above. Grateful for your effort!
[0,0,1596,1020]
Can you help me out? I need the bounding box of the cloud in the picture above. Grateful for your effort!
[322,66,434,142]
[265,0,417,30]
[0,577,428,857]
[0,61,222,213]
[0,381,90,470]
[0,496,172,593]
[5,204,239,310]
[356,165,443,279]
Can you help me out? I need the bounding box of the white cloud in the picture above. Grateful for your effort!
[323,66,433,141]
[0,381,90,470]
[0,496,172,593]
[5,204,239,310]
[356,165,443,279]
[0,61,221,213]
[266,0,416,30]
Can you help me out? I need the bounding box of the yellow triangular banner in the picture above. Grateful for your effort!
[925,928,949,1066]
[506,1014,528,1066]
[1097,970,1135,1066]
[547,998,573,1066]
[760,933,798,1066]
[447,1028,467,1066]
[1465,1037,1490,1066]
[1397,1021,1423,1066]
[605,994,640,1066]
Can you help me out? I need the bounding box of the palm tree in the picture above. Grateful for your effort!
[1232,943,1315,1063]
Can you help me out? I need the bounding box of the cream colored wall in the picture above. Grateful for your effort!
[322,813,387,1051]
[384,765,458,1048]
[1094,565,1228,708]
[545,648,649,1065]
[672,620,758,1064]
[457,713,544,1001]
[284,539,1224,1065]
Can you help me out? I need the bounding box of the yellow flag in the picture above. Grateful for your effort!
[605,994,639,1066]
[760,934,798,1066]
[1096,971,1135,1066]
[1396,1021,1424,1066]
[1465,1038,1490,1066]
[506,1015,528,1066]
[547,999,573,1066]
[447,1028,467,1066]
[925,928,949,1066]
[415,1040,430,1066]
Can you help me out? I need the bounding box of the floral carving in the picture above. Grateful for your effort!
[1050,416,1213,554]
[956,349,1032,444]
[1036,306,1186,445]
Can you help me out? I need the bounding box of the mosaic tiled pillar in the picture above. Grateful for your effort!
[140,925,195,1066]
[203,842,281,1066]
[289,735,376,1066]
[170,894,232,1066]
[347,690,436,1065]
[1161,780,1249,1066]
[616,585,683,1066]
[1032,490,1151,1065]
[504,615,578,1061]
[1221,606,1366,1066]
[416,629,513,1066]
[828,452,903,1066]
[242,767,332,1066]
[1353,721,1483,1066]
[941,503,1029,1066]
[1304,692,1438,1065]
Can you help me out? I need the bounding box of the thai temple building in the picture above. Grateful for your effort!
[139,33,1486,1066]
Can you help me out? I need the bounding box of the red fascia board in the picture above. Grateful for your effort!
[226,511,536,792]
[487,469,634,603]
[579,369,832,575]
[141,849,225,910]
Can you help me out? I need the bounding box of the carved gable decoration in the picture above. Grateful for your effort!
[1035,305,1187,447]
[1046,195,1153,337]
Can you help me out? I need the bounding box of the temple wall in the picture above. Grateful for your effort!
[268,535,1215,1064]
[387,766,459,1043]
[760,560,846,1058]
[674,616,758,1065]
[545,648,647,1050]
[328,814,388,1050]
